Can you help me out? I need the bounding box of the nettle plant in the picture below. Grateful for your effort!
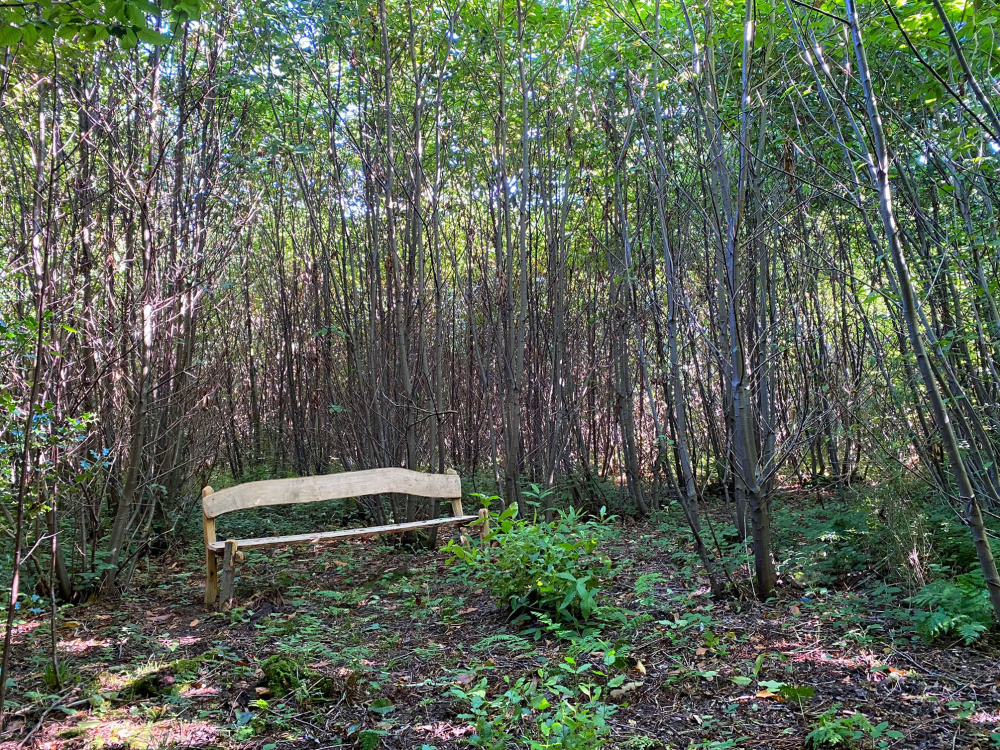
[447,500,614,626]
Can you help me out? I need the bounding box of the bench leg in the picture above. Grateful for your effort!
[205,550,219,607]
[202,495,218,607]
[478,508,490,543]
[219,539,239,611]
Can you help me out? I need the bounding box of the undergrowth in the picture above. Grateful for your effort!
[446,500,615,626]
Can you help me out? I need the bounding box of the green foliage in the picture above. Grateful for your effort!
[907,573,994,645]
[778,480,999,589]
[447,505,614,626]
[450,660,615,750]
[805,705,903,747]
[633,572,667,605]
[0,0,200,51]
[42,661,77,690]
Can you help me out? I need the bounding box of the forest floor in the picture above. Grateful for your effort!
[3,495,999,750]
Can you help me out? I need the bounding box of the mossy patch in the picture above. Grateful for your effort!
[259,654,337,701]
[122,654,208,699]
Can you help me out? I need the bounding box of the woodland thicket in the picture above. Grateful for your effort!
[3,0,1000,707]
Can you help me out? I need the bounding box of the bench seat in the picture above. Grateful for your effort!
[201,468,483,609]
[208,514,480,553]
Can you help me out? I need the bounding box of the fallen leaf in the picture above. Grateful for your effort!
[756,690,784,701]
[189,619,199,627]
[695,647,708,656]
[610,681,644,699]
[635,660,646,675]
[255,687,270,696]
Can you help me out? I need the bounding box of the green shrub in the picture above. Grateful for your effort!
[907,572,994,645]
[447,505,613,626]
[806,705,903,747]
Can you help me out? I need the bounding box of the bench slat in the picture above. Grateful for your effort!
[202,468,462,519]
[209,515,480,553]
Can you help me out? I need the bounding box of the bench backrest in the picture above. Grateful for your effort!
[201,467,462,519]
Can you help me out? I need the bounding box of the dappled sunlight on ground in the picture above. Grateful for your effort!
[3,507,999,749]
[57,638,111,656]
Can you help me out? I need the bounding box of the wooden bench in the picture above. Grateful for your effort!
[201,468,483,608]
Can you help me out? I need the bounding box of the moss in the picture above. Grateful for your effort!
[260,654,337,701]
[122,653,208,699]
[166,657,203,680]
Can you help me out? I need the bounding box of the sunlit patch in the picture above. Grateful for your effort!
[92,660,168,693]
[969,710,1000,725]
[58,637,111,655]
[10,620,42,639]
[92,670,130,692]
[158,635,202,649]
[413,721,476,740]
[179,683,220,698]
[73,717,221,747]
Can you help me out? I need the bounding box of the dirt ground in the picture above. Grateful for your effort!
[2,515,999,749]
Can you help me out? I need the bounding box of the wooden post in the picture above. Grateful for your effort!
[219,539,239,611]
[478,508,490,543]
[202,487,218,607]
[445,469,464,517]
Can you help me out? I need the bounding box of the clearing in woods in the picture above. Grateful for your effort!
[3,491,998,749]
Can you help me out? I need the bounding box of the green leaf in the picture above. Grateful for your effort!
[368,698,395,715]
[0,25,23,46]
[136,27,170,44]
[778,685,815,703]
[124,2,145,26]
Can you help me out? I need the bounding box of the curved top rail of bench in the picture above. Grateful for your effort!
[202,468,461,519]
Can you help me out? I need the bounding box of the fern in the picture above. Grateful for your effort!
[634,572,666,600]
[907,573,994,645]
[472,633,534,653]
